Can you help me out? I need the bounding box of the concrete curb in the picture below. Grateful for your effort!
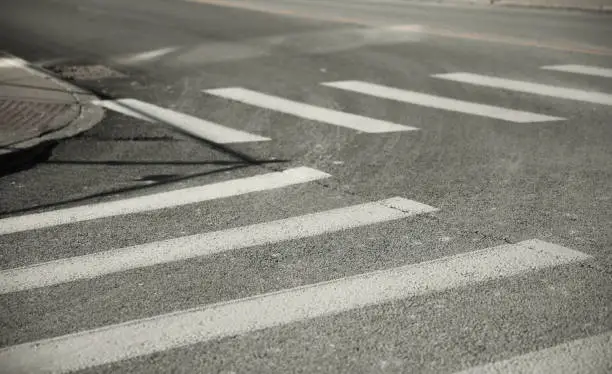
[0,54,105,174]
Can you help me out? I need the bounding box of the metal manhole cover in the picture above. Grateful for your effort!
[0,99,78,146]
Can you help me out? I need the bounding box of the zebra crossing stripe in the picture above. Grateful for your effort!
[454,331,612,374]
[541,65,612,79]
[0,167,330,235]
[204,87,418,133]
[93,98,270,143]
[433,72,612,106]
[322,81,563,123]
[0,240,590,373]
[0,197,437,294]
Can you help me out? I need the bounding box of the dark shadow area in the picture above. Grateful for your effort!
[135,174,182,182]
[45,160,257,166]
[0,141,58,177]
[1,57,290,216]
[1,157,287,216]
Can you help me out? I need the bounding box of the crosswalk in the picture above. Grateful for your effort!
[0,196,436,294]
[1,63,611,372]
[0,237,591,373]
[0,165,604,372]
[90,63,612,146]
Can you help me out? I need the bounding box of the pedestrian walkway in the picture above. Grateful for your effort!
[1,61,611,373]
[0,157,598,373]
[86,63,612,148]
[0,238,590,373]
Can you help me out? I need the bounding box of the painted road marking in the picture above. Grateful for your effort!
[454,331,612,374]
[0,240,590,373]
[434,73,612,106]
[322,81,563,123]
[0,167,329,236]
[114,47,179,65]
[541,64,612,79]
[93,98,270,143]
[204,87,418,133]
[0,198,437,294]
[0,56,26,69]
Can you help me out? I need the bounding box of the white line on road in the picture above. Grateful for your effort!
[93,98,270,143]
[0,56,26,69]
[322,81,563,123]
[0,167,329,235]
[114,47,179,65]
[433,72,612,106]
[0,198,437,294]
[454,331,612,374]
[541,64,612,79]
[204,87,418,133]
[0,240,590,373]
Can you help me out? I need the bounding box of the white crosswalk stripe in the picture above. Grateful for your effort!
[0,197,437,294]
[541,64,612,79]
[454,331,612,374]
[203,87,419,133]
[93,98,270,143]
[0,239,590,373]
[322,80,563,123]
[434,72,612,106]
[0,167,329,235]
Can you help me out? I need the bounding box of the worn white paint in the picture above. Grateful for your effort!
[322,81,563,123]
[204,87,418,132]
[0,197,437,294]
[0,57,26,68]
[93,98,270,143]
[0,167,330,235]
[434,72,612,106]
[454,331,612,374]
[114,47,178,64]
[541,64,612,79]
[0,239,589,373]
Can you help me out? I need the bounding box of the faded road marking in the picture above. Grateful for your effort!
[0,240,589,373]
[94,98,270,143]
[434,73,612,106]
[204,87,418,132]
[0,167,330,235]
[0,198,437,294]
[323,80,563,123]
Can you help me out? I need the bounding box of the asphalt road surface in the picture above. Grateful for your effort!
[1,0,611,373]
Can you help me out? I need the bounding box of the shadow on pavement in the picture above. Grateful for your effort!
[0,140,58,178]
[1,158,288,216]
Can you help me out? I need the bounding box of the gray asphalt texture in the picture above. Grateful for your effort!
[0,0,611,373]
